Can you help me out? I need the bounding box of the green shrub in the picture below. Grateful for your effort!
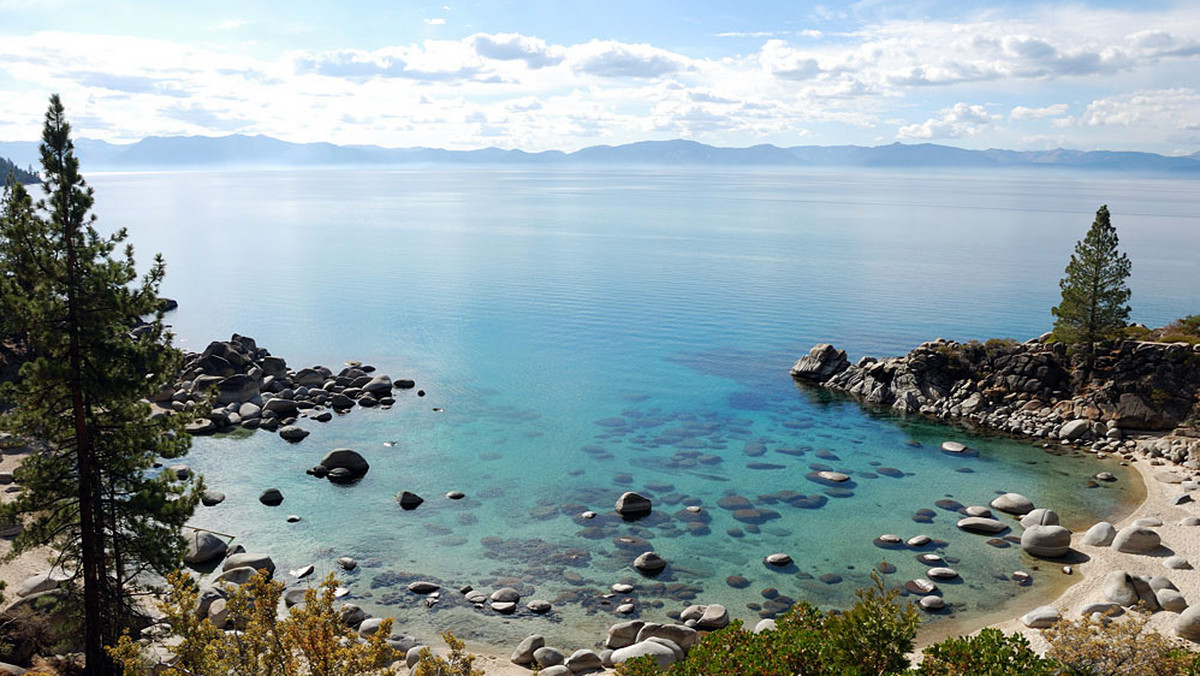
[618,573,917,676]
[918,628,1056,675]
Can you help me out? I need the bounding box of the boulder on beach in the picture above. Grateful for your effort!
[1020,508,1060,529]
[1102,571,1140,607]
[223,552,275,576]
[616,491,653,518]
[696,604,730,630]
[1177,605,1200,640]
[637,624,699,651]
[1111,527,1162,554]
[564,649,603,673]
[1082,522,1117,547]
[511,635,545,665]
[606,620,646,650]
[990,493,1035,515]
[183,528,228,564]
[1021,606,1060,628]
[610,640,679,668]
[1021,525,1072,558]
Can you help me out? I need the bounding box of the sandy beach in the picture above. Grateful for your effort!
[990,452,1200,654]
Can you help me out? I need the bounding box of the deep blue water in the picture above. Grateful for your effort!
[89,167,1198,647]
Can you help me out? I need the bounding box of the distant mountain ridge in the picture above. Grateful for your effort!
[0,135,1198,173]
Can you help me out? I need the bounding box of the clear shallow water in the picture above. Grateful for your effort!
[88,167,1198,648]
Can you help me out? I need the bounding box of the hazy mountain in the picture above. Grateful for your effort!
[0,135,1197,173]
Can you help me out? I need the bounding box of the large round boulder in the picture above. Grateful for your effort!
[1177,605,1200,640]
[610,640,679,668]
[510,635,545,665]
[1081,521,1116,547]
[990,493,1035,515]
[278,425,309,442]
[1021,525,1072,558]
[183,528,228,564]
[1102,571,1139,607]
[1111,527,1161,554]
[615,492,653,518]
[321,448,369,475]
[1021,606,1060,628]
[957,517,1009,534]
[633,551,667,576]
[223,552,275,577]
[1020,508,1060,529]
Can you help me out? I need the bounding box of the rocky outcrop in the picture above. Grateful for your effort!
[791,338,1200,464]
[161,334,415,437]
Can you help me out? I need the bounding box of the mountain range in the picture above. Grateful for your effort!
[2,135,1199,173]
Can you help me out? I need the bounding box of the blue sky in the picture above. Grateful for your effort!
[1,1,1198,153]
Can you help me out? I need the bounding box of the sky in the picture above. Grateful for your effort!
[1,0,1198,154]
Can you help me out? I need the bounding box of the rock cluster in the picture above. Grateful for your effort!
[791,339,1200,463]
[158,334,413,438]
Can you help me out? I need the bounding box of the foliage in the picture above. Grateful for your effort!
[412,632,485,676]
[0,95,201,674]
[0,602,80,666]
[1043,609,1195,676]
[0,156,37,185]
[618,573,917,676]
[823,574,920,676]
[110,571,400,675]
[917,628,1057,675]
[1051,205,1132,362]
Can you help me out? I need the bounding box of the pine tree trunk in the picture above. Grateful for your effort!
[60,149,114,676]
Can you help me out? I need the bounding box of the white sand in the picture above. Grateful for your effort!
[990,454,1200,654]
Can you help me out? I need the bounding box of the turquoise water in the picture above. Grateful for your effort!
[88,167,1198,648]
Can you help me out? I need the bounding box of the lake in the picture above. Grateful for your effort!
[90,166,1199,649]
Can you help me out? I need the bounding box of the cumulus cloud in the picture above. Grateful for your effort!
[759,40,822,80]
[898,103,1000,139]
[1080,88,1200,129]
[291,45,485,82]
[472,33,563,68]
[1010,103,1069,120]
[569,40,691,78]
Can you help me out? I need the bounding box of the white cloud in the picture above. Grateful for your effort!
[1080,88,1200,130]
[1010,103,1069,120]
[569,40,692,78]
[472,33,563,68]
[898,103,1000,139]
[424,18,445,26]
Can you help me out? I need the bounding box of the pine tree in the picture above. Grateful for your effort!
[0,95,201,674]
[1051,205,1132,363]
